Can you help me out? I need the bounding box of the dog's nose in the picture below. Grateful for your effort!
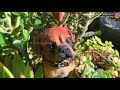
[58,45,71,54]
[58,45,73,61]
[60,47,70,53]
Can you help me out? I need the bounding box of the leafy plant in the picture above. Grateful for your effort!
[0,12,104,78]
[0,55,43,78]
[75,36,120,78]
[0,12,44,78]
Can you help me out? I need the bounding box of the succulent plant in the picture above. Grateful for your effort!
[75,36,120,78]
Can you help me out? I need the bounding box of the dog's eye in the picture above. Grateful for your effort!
[47,42,55,52]
[66,37,72,44]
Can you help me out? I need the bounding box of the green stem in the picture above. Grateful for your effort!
[23,42,30,64]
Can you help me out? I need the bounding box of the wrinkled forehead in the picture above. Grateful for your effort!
[39,27,73,44]
[46,29,71,46]
[49,28,71,38]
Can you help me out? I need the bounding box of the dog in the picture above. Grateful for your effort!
[33,27,75,78]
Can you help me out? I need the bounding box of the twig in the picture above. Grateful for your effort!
[85,47,107,61]
[79,12,103,41]
[60,12,70,27]
[94,50,107,61]
[92,50,96,63]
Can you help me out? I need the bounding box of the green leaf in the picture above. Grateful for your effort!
[4,56,13,72]
[20,19,24,25]
[12,40,23,52]
[35,64,43,78]
[0,66,3,78]
[105,41,113,47]
[12,25,23,36]
[4,12,11,28]
[104,72,112,78]
[95,36,104,46]
[83,69,90,75]
[11,12,20,16]
[0,33,5,46]
[0,27,6,33]
[21,12,29,17]
[34,19,41,25]
[92,69,103,78]
[100,74,107,78]
[22,29,30,41]
[14,16,21,28]
[0,62,14,78]
[80,56,87,62]
[24,63,34,78]
[87,62,94,68]
[114,50,119,57]
[28,27,33,34]
[92,69,112,78]
[78,65,84,73]
[12,55,25,78]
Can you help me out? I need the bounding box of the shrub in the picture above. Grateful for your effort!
[75,36,120,78]
[0,12,105,78]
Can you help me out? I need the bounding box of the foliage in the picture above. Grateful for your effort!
[0,12,45,78]
[0,12,103,78]
[75,36,120,78]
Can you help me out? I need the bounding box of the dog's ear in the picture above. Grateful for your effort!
[66,28,75,43]
[32,35,42,55]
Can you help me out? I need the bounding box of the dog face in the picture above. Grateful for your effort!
[33,27,75,68]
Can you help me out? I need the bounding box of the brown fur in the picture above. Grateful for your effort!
[33,27,75,78]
